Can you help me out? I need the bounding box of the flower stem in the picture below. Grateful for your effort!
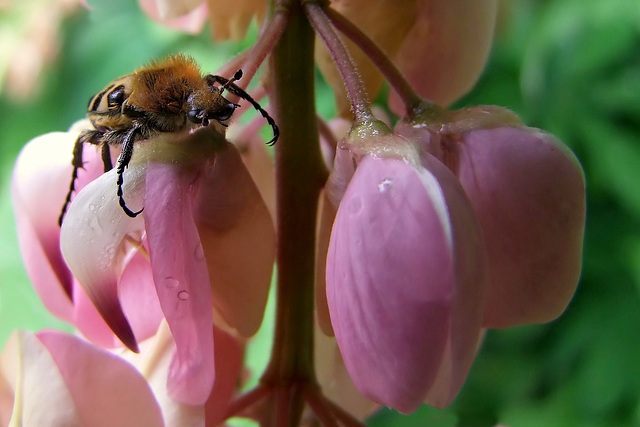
[304,1,374,123]
[261,0,326,424]
[324,7,427,116]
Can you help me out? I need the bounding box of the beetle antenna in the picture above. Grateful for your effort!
[207,73,279,146]
[220,69,243,95]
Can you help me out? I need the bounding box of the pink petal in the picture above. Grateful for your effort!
[315,325,378,419]
[137,0,208,33]
[456,127,586,327]
[207,0,267,41]
[389,0,498,111]
[235,132,276,223]
[60,165,148,352]
[11,128,104,320]
[72,280,122,348]
[119,250,165,341]
[316,146,357,336]
[327,156,485,412]
[36,331,164,426]
[144,162,214,405]
[1,331,82,426]
[192,142,275,337]
[117,321,207,425]
[205,326,245,424]
[70,250,162,349]
[316,192,338,336]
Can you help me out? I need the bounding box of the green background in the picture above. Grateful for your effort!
[1,0,639,425]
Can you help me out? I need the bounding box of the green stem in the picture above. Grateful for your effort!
[262,0,326,424]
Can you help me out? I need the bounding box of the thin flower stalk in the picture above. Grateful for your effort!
[324,6,424,115]
[304,1,373,123]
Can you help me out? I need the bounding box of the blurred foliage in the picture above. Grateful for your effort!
[0,0,639,425]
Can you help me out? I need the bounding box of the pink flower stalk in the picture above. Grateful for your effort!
[396,106,586,327]
[325,125,486,412]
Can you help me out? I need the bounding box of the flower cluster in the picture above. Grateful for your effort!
[2,0,586,425]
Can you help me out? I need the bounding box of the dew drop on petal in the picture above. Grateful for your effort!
[378,178,392,192]
[177,290,190,301]
[165,276,180,288]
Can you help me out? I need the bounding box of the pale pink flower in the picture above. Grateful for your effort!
[326,128,487,411]
[11,122,164,349]
[13,121,275,405]
[137,0,209,34]
[205,0,267,42]
[136,0,267,40]
[0,330,164,426]
[0,322,245,426]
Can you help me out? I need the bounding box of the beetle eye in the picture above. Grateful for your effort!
[187,109,202,124]
[212,102,237,121]
[107,85,125,108]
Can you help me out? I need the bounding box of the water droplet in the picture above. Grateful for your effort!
[378,178,392,192]
[89,203,99,213]
[177,290,190,301]
[165,276,179,288]
[347,196,362,215]
[194,244,205,261]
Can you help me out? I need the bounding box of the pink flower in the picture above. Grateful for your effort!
[13,121,275,405]
[317,0,498,115]
[0,322,245,425]
[0,330,164,426]
[136,0,267,40]
[137,0,209,34]
[326,128,487,411]
[11,121,163,349]
[396,107,586,327]
[388,0,498,111]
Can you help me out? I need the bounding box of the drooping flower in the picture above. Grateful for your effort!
[13,120,275,405]
[0,329,165,426]
[387,0,499,112]
[136,0,267,41]
[0,321,245,426]
[395,105,586,327]
[11,121,164,350]
[325,122,486,412]
[316,0,498,116]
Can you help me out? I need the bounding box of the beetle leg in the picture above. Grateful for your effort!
[116,125,144,218]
